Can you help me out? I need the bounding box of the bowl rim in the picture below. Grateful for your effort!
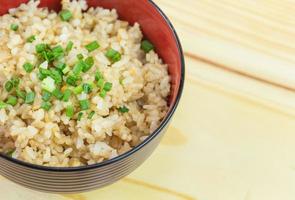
[0,0,185,172]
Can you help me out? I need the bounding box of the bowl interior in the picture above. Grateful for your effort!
[0,0,182,108]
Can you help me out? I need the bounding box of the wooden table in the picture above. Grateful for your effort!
[2,1,295,199]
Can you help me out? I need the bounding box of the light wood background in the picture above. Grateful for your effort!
[2,0,295,199]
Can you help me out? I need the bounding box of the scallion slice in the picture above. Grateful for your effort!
[41,101,52,111]
[6,96,17,106]
[79,99,89,110]
[141,40,154,53]
[66,105,74,118]
[85,41,100,52]
[60,9,72,21]
[42,77,56,92]
[25,92,35,104]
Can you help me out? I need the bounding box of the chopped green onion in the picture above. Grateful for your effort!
[72,61,85,75]
[5,81,13,92]
[42,76,56,92]
[51,45,64,60]
[85,41,100,52]
[42,90,52,102]
[77,112,83,121]
[66,75,78,86]
[88,111,95,119]
[25,92,35,104]
[62,89,71,102]
[6,96,17,106]
[49,69,63,84]
[16,88,26,100]
[55,62,66,71]
[99,90,107,98]
[62,66,70,74]
[40,68,51,76]
[23,62,34,73]
[60,9,72,21]
[118,106,129,113]
[97,78,104,88]
[79,99,89,110]
[35,43,47,53]
[73,84,83,94]
[52,88,63,100]
[0,102,7,109]
[65,105,74,118]
[10,24,18,31]
[66,41,74,52]
[11,76,20,87]
[77,53,84,60]
[141,40,154,53]
[83,56,94,72]
[95,71,103,81]
[105,49,121,63]
[41,101,52,111]
[6,149,15,157]
[103,82,112,92]
[82,83,92,94]
[26,35,36,43]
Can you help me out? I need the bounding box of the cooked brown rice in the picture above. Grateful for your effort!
[0,0,170,167]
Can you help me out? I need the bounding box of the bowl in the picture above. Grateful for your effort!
[0,0,185,193]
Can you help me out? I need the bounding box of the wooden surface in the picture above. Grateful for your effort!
[2,0,295,199]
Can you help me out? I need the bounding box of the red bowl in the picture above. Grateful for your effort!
[0,0,185,193]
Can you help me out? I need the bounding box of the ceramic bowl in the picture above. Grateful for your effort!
[0,0,185,193]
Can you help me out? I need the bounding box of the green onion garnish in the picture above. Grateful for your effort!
[26,35,36,43]
[66,41,74,52]
[85,41,100,52]
[66,75,78,86]
[16,89,26,100]
[141,40,154,53]
[51,45,64,60]
[6,149,15,157]
[6,96,17,106]
[55,62,66,71]
[5,81,13,92]
[105,48,121,63]
[60,9,72,21]
[88,111,95,119]
[52,88,63,100]
[0,102,7,109]
[66,105,74,118]
[82,56,94,72]
[77,53,84,60]
[103,82,112,92]
[10,24,18,31]
[62,66,70,74]
[99,90,107,98]
[42,76,56,92]
[23,62,34,73]
[25,92,35,104]
[35,43,47,53]
[118,106,129,113]
[77,112,83,121]
[62,89,71,102]
[49,68,63,84]
[82,83,92,94]
[95,71,103,81]
[79,99,89,110]
[41,101,52,111]
[97,78,104,88]
[72,61,85,75]
[42,90,52,102]
[73,85,83,94]
[11,76,20,87]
